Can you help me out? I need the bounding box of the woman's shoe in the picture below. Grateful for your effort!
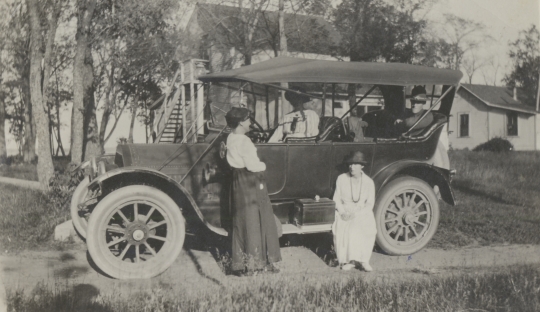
[264,264,280,273]
[361,262,373,272]
[232,269,254,277]
[342,263,355,271]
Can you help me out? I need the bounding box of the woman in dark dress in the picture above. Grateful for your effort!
[225,107,281,276]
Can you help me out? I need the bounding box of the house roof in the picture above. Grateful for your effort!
[199,56,463,86]
[459,84,537,114]
[193,3,340,54]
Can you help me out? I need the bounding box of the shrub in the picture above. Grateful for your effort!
[47,162,84,211]
[473,137,513,152]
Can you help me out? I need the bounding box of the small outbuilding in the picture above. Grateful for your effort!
[448,84,540,151]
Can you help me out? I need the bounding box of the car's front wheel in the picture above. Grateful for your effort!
[374,177,439,255]
[86,185,185,279]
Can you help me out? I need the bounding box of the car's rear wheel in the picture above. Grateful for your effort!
[71,177,90,238]
[374,177,439,255]
[86,185,185,279]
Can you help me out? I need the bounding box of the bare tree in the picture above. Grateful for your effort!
[480,55,502,86]
[440,14,486,71]
[462,50,486,84]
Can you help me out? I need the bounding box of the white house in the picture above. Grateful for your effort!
[448,84,540,151]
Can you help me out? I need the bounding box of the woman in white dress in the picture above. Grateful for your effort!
[332,151,376,271]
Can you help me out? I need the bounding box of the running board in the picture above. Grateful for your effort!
[282,223,332,235]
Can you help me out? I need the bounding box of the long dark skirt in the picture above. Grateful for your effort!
[230,168,281,272]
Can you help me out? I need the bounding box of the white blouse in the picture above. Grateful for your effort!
[226,133,266,172]
[268,109,320,142]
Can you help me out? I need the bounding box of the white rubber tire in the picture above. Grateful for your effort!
[71,177,90,238]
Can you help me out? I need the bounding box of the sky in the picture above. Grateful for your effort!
[4,0,540,155]
[427,0,540,84]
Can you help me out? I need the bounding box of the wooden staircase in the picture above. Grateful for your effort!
[158,102,183,143]
[154,69,190,143]
[152,59,208,144]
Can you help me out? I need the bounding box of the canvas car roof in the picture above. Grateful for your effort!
[199,56,463,86]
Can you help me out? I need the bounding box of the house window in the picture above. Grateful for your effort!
[507,112,518,136]
[459,113,469,137]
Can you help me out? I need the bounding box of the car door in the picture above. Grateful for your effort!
[281,141,334,199]
[256,143,287,196]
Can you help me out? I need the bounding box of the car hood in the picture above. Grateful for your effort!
[115,143,204,174]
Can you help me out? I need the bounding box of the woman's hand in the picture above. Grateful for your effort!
[340,212,356,221]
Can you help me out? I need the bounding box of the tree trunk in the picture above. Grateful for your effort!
[22,83,36,162]
[72,0,97,163]
[27,0,54,189]
[98,65,115,153]
[85,94,102,158]
[128,92,139,143]
[0,89,6,164]
[54,75,65,156]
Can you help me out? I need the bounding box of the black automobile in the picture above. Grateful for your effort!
[72,57,462,279]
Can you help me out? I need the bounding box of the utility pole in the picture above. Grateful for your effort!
[278,0,288,118]
[278,0,287,56]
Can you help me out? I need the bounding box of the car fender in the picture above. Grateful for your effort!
[87,166,228,236]
[371,160,455,206]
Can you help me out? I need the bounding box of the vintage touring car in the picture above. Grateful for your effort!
[71,57,462,279]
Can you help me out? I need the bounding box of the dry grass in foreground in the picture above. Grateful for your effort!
[6,264,540,312]
[0,184,71,251]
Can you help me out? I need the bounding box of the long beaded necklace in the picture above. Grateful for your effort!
[349,172,363,203]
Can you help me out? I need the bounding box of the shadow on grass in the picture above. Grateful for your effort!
[185,249,224,286]
[8,282,110,312]
[452,180,515,206]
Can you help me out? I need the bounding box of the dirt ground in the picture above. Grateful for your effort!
[1,236,540,303]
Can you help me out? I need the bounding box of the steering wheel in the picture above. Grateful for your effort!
[246,117,269,143]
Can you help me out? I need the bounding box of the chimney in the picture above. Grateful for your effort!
[513,87,518,101]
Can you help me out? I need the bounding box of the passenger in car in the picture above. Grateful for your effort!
[332,151,376,272]
[344,108,368,142]
[393,85,433,135]
[225,107,282,276]
[268,87,320,142]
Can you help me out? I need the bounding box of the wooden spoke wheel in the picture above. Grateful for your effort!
[374,177,439,255]
[86,185,185,279]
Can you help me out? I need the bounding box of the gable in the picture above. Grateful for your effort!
[460,84,537,115]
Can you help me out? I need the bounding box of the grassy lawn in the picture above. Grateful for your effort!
[429,150,540,249]
[7,264,540,311]
[0,157,73,251]
[0,184,71,251]
[0,163,38,181]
